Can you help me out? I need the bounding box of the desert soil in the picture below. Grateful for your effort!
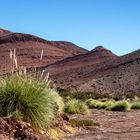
[64,109,140,140]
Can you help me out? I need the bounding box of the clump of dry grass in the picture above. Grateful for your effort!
[69,119,99,127]
[64,99,90,115]
[0,70,64,132]
[131,102,140,109]
[109,100,130,111]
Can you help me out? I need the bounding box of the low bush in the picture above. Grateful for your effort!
[48,89,64,114]
[100,101,115,109]
[0,72,62,131]
[64,99,89,114]
[86,99,101,108]
[131,102,140,109]
[109,100,130,111]
[86,99,115,109]
[58,89,111,100]
[69,119,99,127]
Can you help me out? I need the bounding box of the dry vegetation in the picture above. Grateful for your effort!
[0,46,139,139]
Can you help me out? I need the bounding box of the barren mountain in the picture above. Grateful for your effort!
[0,28,139,94]
[0,28,87,74]
[0,28,11,37]
[46,47,140,95]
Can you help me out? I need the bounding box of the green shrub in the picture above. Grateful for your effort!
[86,99,103,109]
[101,101,115,109]
[86,99,94,106]
[69,119,99,127]
[131,102,140,109]
[95,102,104,108]
[86,99,115,109]
[48,89,64,114]
[86,99,98,108]
[0,72,59,131]
[58,89,111,100]
[64,99,89,114]
[109,101,130,111]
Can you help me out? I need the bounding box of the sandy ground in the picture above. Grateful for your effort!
[64,109,140,140]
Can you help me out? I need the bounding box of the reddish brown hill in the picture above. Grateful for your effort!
[0,28,139,94]
[46,47,140,94]
[0,28,87,74]
[46,46,118,87]
[0,28,11,37]
[46,46,118,77]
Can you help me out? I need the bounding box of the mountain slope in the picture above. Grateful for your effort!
[0,28,87,74]
[0,28,11,37]
[46,46,118,87]
[46,47,140,94]
[78,49,140,94]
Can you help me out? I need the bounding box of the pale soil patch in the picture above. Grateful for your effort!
[65,109,140,140]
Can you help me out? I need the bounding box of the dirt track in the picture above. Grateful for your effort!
[65,109,140,140]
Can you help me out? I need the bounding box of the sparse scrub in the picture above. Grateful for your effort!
[101,101,115,109]
[131,102,140,109]
[94,101,103,108]
[109,100,130,111]
[86,99,115,109]
[69,119,99,127]
[86,99,104,109]
[58,89,111,100]
[0,72,62,131]
[59,89,140,102]
[64,99,90,114]
[112,93,140,101]
[86,99,101,108]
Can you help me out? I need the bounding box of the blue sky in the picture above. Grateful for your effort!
[0,0,140,55]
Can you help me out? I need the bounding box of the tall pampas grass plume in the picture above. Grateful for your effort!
[40,49,44,60]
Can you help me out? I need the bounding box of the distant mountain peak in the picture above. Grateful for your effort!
[91,45,108,52]
[90,46,117,57]
[94,45,105,50]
